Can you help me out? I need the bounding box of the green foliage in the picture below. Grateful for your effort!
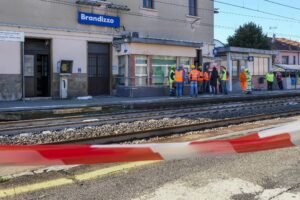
[227,22,271,50]
[0,176,9,183]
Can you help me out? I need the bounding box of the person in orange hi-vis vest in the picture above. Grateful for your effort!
[239,67,247,93]
[189,65,200,98]
[197,66,204,94]
[203,69,210,94]
[175,66,185,98]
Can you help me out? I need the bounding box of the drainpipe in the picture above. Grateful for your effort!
[21,42,25,101]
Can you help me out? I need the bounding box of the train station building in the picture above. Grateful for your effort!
[0,0,214,100]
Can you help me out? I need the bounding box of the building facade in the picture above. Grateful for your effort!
[272,38,300,65]
[0,0,214,100]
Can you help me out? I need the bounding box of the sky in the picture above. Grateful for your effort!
[214,0,300,43]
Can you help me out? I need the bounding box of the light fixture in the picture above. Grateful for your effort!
[76,0,111,7]
[107,4,130,11]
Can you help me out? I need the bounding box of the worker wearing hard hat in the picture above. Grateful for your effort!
[266,71,275,91]
[203,68,210,94]
[239,67,247,93]
[197,66,204,94]
[220,66,228,95]
[175,66,185,97]
[168,65,176,96]
[245,68,252,94]
[189,65,201,97]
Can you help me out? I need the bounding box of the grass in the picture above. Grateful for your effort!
[0,176,9,183]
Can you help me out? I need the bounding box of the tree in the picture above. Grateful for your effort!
[227,22,271,50]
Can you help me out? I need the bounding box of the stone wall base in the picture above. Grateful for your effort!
[0,74,22,101]
[52,73,88,98]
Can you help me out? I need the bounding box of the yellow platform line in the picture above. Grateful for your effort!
[0,161,160,198]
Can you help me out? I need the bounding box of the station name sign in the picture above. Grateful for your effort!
[78,12,120,28]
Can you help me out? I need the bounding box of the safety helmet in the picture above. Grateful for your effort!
[191,65,195,69]
[171,65,176,70]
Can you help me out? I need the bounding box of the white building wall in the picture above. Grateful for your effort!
[0,41,20,74]
[52,39,87,74]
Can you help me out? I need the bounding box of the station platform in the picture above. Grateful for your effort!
[0,90,300,121]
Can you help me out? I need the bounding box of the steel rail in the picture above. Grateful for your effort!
[0,99,298,136]
[1,97,295,127]
[51,109,300,145]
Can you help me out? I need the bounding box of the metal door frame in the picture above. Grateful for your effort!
[87,42,112,96]
[24,38,51,98]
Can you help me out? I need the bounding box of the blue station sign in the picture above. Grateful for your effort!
[78,12,120,28]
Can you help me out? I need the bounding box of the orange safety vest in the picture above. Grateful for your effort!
[175,70,184,82]
[239,72,247,82]
[203,72,209,81]
[197,71,204,81]
[190,69,200,81]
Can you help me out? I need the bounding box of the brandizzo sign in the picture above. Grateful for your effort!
[78,12,120,28]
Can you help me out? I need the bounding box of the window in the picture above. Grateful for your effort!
[180,57,190,73]
[152,56,176,85]
[189,0,197,16]
[180,57,191,84]
[294,56,296,65]
[253,58,259,75]
[232,60,238,77]
[143,0,154,9]
[251,57,269,76]
[135,56,148,86]
[118,56,126,85]
[282,56,289,64]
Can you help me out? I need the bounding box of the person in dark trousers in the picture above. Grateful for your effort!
[266,71,275,91]
[175,66,185,97]
[168,65,176,96]
[203,69,210,94]
[210,67,219,95]
[276,71,283,90]
[220,66,228,95]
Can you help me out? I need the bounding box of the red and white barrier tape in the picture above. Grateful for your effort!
[0,122,299,165]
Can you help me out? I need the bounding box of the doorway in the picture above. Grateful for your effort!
[88,43,110,96]
[24,39,51,97]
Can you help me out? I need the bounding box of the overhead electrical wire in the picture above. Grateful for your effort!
[212,0,300,22]
[35,0,300,39]
[264,0,300,11]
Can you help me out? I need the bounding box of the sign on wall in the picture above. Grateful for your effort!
[24,55,34,77]
[0,31,24,42]
[78,12,120,28]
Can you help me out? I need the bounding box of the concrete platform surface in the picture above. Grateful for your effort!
[0,90,299,113]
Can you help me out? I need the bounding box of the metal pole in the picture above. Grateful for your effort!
[227,52,233,92]
[21,42,25,100]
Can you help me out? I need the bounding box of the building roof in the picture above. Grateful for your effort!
[273,64,300,72]
[271,38,300,51]
[215,46,278,55]
[114,37,203,48]
[213,39,225,48]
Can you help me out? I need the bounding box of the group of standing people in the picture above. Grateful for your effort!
[168,65,231,98]
[169,65,285,98]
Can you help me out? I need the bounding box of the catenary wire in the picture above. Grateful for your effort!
[23,0,300,39]
[212,0,300,22]
[264,0,300,11]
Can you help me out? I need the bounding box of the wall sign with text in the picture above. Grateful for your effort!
[78,12,120,28]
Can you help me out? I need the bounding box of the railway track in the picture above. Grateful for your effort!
[1,96,300,136]
[53,109,300,145]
